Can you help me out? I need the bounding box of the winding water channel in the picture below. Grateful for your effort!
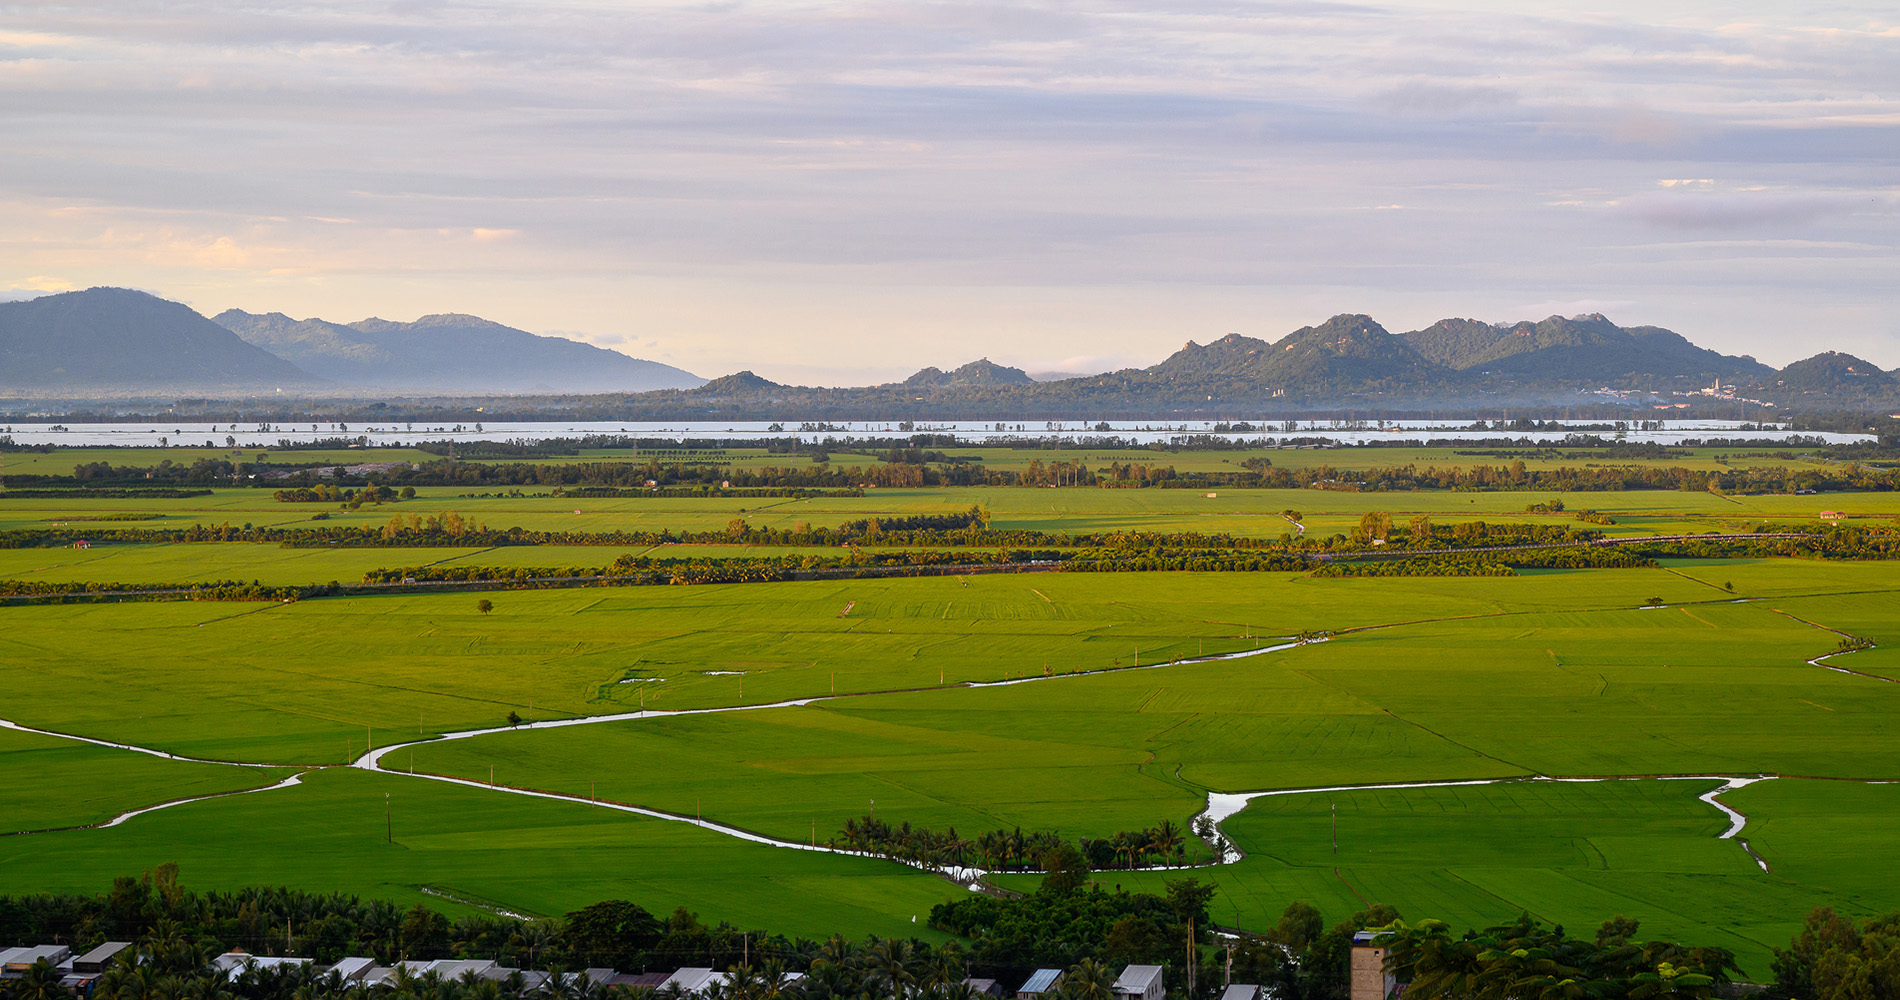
[1,636,1882,886]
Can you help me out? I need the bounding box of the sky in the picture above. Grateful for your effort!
[1,1,1896,385]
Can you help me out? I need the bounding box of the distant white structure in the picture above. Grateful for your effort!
[1114,965,1167,1000]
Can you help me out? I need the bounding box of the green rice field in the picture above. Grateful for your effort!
[2,450,1898,977]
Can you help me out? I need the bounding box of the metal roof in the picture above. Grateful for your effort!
[1019,969,1064,994]
[73,942,130,971]
[1113,965,1165,993]
[3,945,72,970]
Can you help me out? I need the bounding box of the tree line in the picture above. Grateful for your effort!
[832,816,1196,872]
[10,870,1892,1000]
[18,451,1900,496]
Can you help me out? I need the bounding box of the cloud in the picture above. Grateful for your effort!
[1373,83,1517,116]
[1514,299,1638,319]
[0,0,1896,371]
[1618,192,1860,230]
[4,276,76,293]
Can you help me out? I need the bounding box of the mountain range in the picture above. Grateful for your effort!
[213,308,702,394]
[0,288,312,393]
[646,313,1892,416]
[1,288,1893,411]
[0,288,702,396]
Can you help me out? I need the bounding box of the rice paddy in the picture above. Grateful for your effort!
[3,451,1898,976]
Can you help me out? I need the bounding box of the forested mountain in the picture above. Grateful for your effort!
[624,312,1890,417]
[1141,316,1454,397]
[1764,352,1893,397]
[215,309,703,394]
[0,288,319,394]
[7,293,1895,413]
[901,359,1034,388]
[1398,314,1772,385]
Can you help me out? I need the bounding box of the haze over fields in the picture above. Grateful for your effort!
[6,288,1896,412]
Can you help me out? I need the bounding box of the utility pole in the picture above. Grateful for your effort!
[1187,918,1196,996]
[1332,802,1337,855]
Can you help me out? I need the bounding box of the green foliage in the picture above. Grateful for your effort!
[929,878,1214,971]
[1768,907,1900,1000]
[1379,913,1739,1000]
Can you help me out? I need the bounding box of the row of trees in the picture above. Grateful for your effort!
[832,818,1194,872]
[4,875,1891,1000]
[25,451,1900,496]
[1374,913,1740,1000]
[363,550,1053,588]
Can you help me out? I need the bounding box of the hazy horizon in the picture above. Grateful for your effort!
[3,1,1895,383]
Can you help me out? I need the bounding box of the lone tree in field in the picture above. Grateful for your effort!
[477,599,494,615]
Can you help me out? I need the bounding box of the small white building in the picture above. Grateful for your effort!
[1113,964,1166,1000]
[661,968,732,996]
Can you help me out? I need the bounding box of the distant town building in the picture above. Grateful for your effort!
[1113,964,1167,1000]
[1017,969,1065,999]
[72,943,131,974]
[1351,931,1396,1000]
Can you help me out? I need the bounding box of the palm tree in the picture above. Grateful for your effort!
[813,933,861,971]
[1382,920,1473,1000]
[14,959,69,1000]
[1060,959,1118,1000]
[1150,820,1185,864]
[1625,963,1716,1000]
[861,937,918,1000]
[723,963,764,1000]
[756,957,794,1000]
[923,941,967,990]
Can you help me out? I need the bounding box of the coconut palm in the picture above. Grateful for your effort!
[1150,820,1185,864]
[1060,959,1118,1000]
[14,959,70,1000]
[861,938,918,1000]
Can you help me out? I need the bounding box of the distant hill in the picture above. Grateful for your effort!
[1400,314,1771,385]
[8,293,1894,413]
[901,359,1034,388]
[214,309,704,394]
[622,312,1885,418]
[696,371,783,396]
[0,288,317,394]
[1767,352,1892,395]
[1144,315,1450,397]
